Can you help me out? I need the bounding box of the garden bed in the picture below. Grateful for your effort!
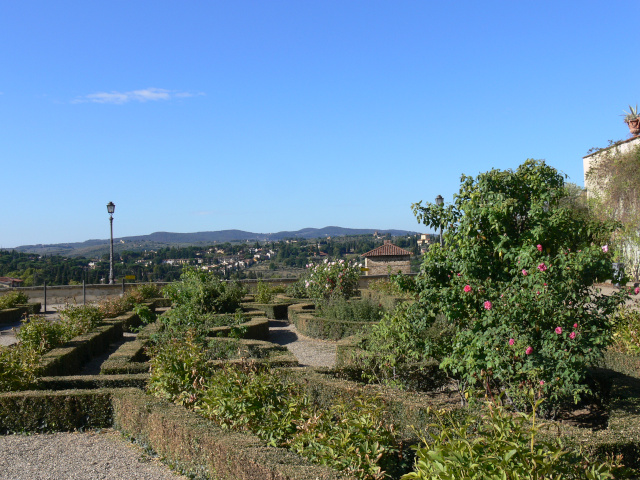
[288,302,379,340]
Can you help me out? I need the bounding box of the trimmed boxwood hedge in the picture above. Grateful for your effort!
[288,303,377,340]
[0,303,41,324]
[111,388,346,480]
[0,388,113,434]
[245,302,292,320]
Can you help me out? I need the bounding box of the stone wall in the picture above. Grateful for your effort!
[364,256,411,276]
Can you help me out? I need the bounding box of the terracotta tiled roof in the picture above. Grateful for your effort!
[362,242,412,257]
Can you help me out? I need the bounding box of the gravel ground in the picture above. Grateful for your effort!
[268,319,337,367]
[0,429,189,480]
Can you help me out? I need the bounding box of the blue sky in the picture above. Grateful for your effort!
[2,1,639,248]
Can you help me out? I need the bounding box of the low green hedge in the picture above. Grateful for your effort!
[245,302,292,320]
[39,322,125,376]
[288,303,377,341]
[0,303,41,324]
[111,388,346,480]
[208,317,270,341]
[0,388,113,434]
[36,374,149,391]
[280,367,453,441]
[359,289,407,312]
[205,338,299,368]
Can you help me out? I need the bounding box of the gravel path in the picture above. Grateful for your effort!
[268,319,337,367]
[0,429,189,480]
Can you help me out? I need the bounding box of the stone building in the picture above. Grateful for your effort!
[362,240,412,275]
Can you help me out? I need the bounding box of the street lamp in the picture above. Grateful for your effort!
[435,195,444,247]
[107,202,115,285]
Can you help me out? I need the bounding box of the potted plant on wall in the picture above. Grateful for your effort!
[623,104,640,136]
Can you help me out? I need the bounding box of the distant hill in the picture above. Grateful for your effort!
[12,226,419,257]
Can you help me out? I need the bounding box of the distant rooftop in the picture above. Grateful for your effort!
[362,240,412,257]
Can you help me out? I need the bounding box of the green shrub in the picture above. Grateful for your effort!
[132,304,156,326]
[163,267,246,314]
[147,329,209,405]
[16,316,68,354]
[130,283,162,301]
[316,297,385,323]
[57,304,103,338]
[193,362,402,480]
[406,160,627,412]
[255,280,275,304]
[303,259,361,302]
[286,279,309,299]
[0,291,29,310]
[402,394,628,480]
[611,304,640,355]
[344,303,452,390]
[0,345,40,391]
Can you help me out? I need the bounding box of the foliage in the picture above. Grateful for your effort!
[193,361,401,480]
[368,278,405,297]
[622,104,639,124]
[0,344,41,391]
[402,394,627,480]
[611,303,640,355]
[0,291,29,310]
[162,267,246,314]
[129,283,163,301]
[196,361,306,445]
[343,303,450,390]
[406,160,627,411]
[3,304,106,391]
[133,303,156,325]
[57,304,103,337]
[97,294,137,318]
[316,297,385,323]
[287,395,401,480]
[16,316,68,354]
[254,280,275,304]
[585,141,640,281]
[303,259,361,302]
[286,278,309,298]
[147,329,209,405]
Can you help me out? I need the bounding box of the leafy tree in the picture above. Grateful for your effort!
[408,160,627,411]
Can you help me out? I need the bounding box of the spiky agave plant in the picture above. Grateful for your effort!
[622,104,639,123]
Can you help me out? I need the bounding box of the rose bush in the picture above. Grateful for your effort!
[303,259,361,302]
[408,160,627,412]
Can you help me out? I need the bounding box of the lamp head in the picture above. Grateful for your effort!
[435,195,444,206]
[107,202,115,215]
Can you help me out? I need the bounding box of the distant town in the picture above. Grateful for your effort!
[0,231,437,287]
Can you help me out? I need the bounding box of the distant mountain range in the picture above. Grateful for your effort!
[12,226,419,257]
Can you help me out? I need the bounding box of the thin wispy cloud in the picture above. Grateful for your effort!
[73,88,203,104]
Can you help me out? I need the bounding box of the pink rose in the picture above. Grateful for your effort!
[555,326,562,334]
[525,346,533,355]
[602,245,609,253]
[569,331,576,340]
[540,380,545,386]
[635,287,640,295]
[522,269,528,276]
[508,338,515,346]
[573,323,578,328]
[484,301,492,310]
[537,244,543,252]
[538,263,547,272]
[463,285,472,293]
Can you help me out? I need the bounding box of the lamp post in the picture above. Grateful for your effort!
[107,202,115,285]
[435,195,444,247]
